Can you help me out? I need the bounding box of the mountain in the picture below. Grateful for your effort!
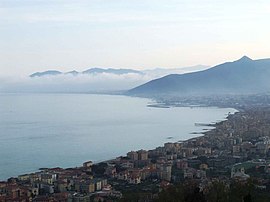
[82,68,144,75]
[142,65,209,77]
[29,66,208,78]
[127,56,270,96]
[30,70,62,77]
[30,68,144,77]
[65,70,79,75]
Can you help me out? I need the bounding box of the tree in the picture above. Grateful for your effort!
[206,181,229,202]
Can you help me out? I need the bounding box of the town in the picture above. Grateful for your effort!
[1,100,270,201]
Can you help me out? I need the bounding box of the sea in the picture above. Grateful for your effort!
[0,93,237,180]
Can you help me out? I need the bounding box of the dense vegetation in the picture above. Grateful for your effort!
[156,180,269,202]
[117,180,270,202]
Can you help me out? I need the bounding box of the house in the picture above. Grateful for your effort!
[93,179,102,191]
[184,168,197,179]
[176,159,188,169]
[231,167,250,180]
[196,170,206,179]
[38,182,55,194]
[199,163,208,170]
[83,161,93,172]
[117,171,129,181]
[232,145,241,154]
[40,173,57,185]
[128,174,141,184]
[68,193,91,202]
[105,166,117,177]
[83,161,93,168]
[55,180,68,192]
[18,174,31,182]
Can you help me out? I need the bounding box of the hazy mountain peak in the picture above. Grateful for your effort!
[65,70,79,75]
[30,70,62,77]
[237,55,253,62]
[82,68,144,75]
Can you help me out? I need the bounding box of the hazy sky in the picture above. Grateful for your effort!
[1,0,270,76]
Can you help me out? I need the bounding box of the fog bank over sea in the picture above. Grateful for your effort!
[0,94,236,180]
[0,65,208,93]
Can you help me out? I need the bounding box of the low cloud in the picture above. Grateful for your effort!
[0,65,208,93]
[0,73,152,93]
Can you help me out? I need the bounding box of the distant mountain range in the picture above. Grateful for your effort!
[2,65,207,94]
[29,65,209,78]
[30,68,144,77]
[30,70,63,77]
[142,65,209,77]
[127,56,270,96]
[82,68,143,75]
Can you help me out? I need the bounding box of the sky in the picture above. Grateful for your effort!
[0,0,270,76]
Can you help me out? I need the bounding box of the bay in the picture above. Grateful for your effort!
[0,93,236,180]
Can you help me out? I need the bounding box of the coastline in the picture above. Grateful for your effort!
[1,104,237,181]
[6,100,269,201]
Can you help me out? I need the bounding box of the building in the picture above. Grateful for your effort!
[158,163,172,181]
[83,161,93,172]
[127,151,139,161]
[231,167,250,180]
[176,159,188,169]
[138,150,148,161]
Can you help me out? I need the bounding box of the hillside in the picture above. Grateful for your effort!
[127,56,270,96]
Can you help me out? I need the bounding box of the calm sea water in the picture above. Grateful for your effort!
[0,94,236,180]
